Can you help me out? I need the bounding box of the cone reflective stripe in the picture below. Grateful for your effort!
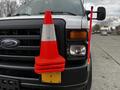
[34,10,65,83]
[42,25,56,41]
[39,24,59,59]
[87,6,93,64]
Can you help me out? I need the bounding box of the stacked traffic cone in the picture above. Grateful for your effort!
[34,10,65,83]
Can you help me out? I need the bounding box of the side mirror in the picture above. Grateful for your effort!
[86,7,106,21]
[97,7,106,20]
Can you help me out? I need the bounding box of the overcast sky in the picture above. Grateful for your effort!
[84,0,120,16]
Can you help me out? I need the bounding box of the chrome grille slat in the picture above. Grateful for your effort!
[0,46,39,50]
[0,35,40,40]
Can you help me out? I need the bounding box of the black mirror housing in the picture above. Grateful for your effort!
[85,7,106,21]
[97,7,106,20]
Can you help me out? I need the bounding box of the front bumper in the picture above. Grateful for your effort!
[0,64,88,90]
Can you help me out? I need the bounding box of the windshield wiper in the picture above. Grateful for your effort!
[14,12,77,16]
[13,13,31,16]
[39,11,77,16]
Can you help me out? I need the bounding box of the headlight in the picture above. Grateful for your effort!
[69,45,86,56]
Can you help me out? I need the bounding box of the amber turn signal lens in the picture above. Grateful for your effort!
[69,31,87,40]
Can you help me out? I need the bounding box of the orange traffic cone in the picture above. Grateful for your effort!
[34,10,65,74]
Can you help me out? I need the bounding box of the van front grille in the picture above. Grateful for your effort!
[0,19,66,78]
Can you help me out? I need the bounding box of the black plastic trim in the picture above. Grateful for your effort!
[0,64,88,89]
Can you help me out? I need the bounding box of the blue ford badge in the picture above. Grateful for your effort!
[0,38,20,49]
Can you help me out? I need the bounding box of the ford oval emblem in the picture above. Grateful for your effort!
[0,38,20,49]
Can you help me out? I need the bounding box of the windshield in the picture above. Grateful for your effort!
[14,0,84,16]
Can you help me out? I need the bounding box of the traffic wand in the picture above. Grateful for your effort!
[87,6,93,64]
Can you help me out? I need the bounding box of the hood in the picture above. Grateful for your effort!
[0,15,88,29]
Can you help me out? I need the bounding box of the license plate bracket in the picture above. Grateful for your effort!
[0,77,20,90]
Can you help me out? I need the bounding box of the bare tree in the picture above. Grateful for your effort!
[0,0,18,17]
[19,0,31,5]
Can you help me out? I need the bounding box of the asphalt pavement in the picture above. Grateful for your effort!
[91,34,120,90]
